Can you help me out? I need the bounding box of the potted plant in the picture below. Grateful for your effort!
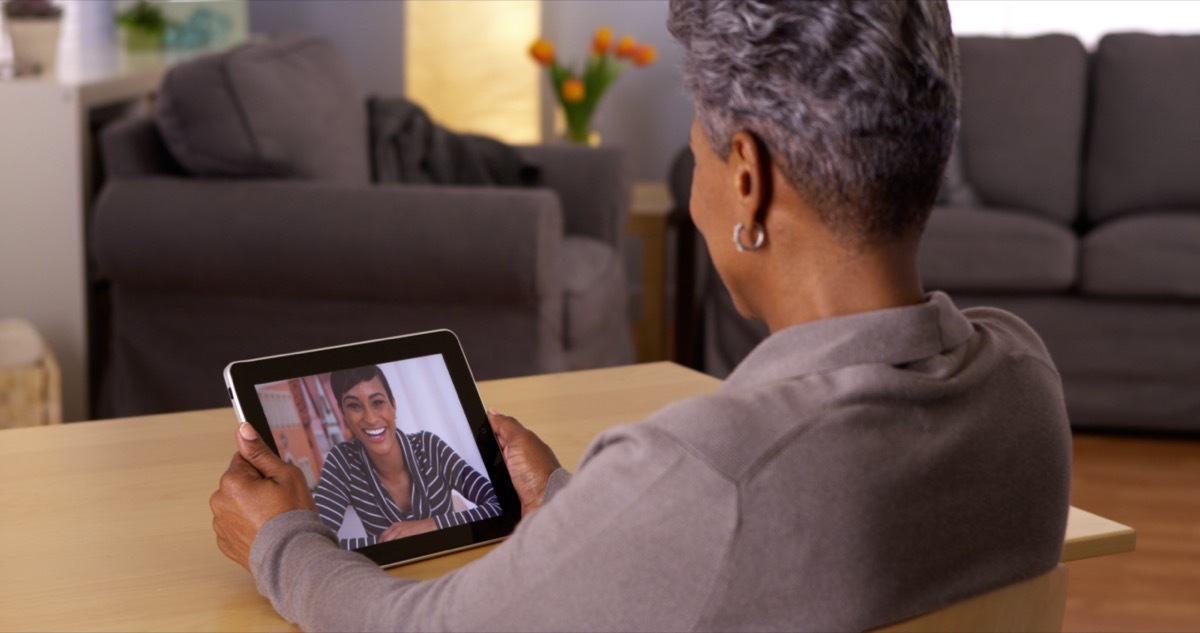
[2,0,63,75]
[529,27,657,145]
[115,0,169,52]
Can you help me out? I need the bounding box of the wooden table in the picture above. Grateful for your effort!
[0,362,1134,632]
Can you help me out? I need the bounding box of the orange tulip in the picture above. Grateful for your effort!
[615,35,637,59]
[529,38,555,66]
[633,44,657,67]
[561,77,585,103]
[592,26,613,55]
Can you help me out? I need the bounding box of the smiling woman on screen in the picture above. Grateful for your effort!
[312,365,500,548]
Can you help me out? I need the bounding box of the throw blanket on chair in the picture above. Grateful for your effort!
[369,97,540,187]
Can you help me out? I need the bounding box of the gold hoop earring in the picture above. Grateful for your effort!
[733,222,765,252]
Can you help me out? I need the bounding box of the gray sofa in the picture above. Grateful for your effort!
[677,33,1200,433]
[90,36,633,418]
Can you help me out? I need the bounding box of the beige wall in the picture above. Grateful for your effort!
[405,0,541,145]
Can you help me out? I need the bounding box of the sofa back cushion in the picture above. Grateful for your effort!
[1085,33,1200,223]
[958,35,1087,225]
[156,34,369,183]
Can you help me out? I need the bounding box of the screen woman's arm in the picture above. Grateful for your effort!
[313,447,376,549]
[420,432,502,528]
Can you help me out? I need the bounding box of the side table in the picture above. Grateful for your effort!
[628,182,675,362]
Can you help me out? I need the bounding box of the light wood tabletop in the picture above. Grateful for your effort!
[0,362,1134,632]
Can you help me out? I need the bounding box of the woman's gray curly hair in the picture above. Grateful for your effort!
[669,0,959,245]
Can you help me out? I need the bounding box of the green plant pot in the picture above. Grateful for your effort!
[121,27,163,52]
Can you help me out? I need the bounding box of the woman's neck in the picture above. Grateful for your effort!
[368,436,414,512]
[761,234,925,333]
[368,435,408,481]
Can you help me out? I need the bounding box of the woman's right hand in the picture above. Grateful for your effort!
[488,410,562,517]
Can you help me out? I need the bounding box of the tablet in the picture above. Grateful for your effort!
[223,329,520,568]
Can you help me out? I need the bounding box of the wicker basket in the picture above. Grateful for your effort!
[0,344,62,428]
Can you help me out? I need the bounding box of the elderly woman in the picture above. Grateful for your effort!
[211,1,1070,631]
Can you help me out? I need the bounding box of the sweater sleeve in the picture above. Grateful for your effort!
[543,467,572,502]
[248,423,737,632]
[249,510,406,628]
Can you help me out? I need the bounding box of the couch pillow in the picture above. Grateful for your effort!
[561,237,622,347]
[1085,34,1200,223]
[561,236,633,369]
[156,35,369,183]
[958,35,1087,225]
[1081,213,1200,299]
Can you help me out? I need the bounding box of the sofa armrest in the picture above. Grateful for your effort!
[91,178,564,305]
[100,116,187,179]
[519,144,630,248]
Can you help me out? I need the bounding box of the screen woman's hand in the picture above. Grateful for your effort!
[380,518,438,542]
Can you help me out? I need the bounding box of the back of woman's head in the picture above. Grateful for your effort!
[668,0,959,246]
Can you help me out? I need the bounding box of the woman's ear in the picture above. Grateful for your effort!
[728,130,772,225]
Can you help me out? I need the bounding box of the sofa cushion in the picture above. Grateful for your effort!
[919,207,1077,292]
[1085,34,1200,223]
[1081,213,1200,299]
[957,35,1087,225]
[562,237,624,348]
[156,34,369,183]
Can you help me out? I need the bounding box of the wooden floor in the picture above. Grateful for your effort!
[1064,432,1200,632]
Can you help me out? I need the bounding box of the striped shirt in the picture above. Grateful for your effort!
[313,430,501,549]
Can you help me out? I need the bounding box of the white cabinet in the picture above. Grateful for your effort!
[1,0,246,421]
[0,48,172,421]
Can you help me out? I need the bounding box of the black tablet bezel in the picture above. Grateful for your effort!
[223,329,520,568]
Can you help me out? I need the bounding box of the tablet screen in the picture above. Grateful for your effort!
[225,330,520,567]
[252,355,499,550]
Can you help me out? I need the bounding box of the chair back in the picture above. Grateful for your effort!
[874,565,1068,633]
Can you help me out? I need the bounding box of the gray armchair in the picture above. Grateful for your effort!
[90,36,632,418]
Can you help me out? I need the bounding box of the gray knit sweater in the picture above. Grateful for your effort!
[249,292,1071,632]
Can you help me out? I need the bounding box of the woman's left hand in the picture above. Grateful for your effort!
[380,518,438,542]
